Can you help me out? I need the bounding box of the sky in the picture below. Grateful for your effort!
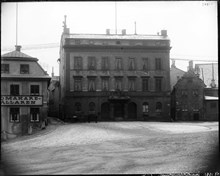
[1,1,218,76]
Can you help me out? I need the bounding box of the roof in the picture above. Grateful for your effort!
[204,96,219,100]
[1,75,51,80]
[1,49,38,61]
[66,34,169,40]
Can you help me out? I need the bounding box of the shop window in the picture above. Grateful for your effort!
[89,102,95,112]
[128,58,135,70]
[88,78,96,91]
[30,85,39,95]
[128,78,135,91]
[143,102,149,113]
[74,77,82,91]
[30,108,40,122]
[10,84,19,95]
[156,102,162,112]
[155,78,162,92]
[155,58,162,70]
[1,64,9,73]
[88,57,96,70]
[101,57,109,70]
[10,108,20,123]
[102,78,109,91]
[115,58,122,70]
[142,78,149,91]
[20,64,29,74]
[75,102,81,112]
[74,57,82,70]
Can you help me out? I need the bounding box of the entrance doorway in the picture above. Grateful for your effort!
[114,103,124,119]
[101,102,110,121]
[193,113,199,121]
[128,102,137,120]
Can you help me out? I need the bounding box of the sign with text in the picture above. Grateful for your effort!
[1,96,43,106]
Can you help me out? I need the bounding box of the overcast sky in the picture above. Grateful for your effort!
[1,1,218,75]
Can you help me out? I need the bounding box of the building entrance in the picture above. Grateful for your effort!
[101,103,110,121]
[193,113,199,121]
[128,102,137,120]
[114,103,124,119]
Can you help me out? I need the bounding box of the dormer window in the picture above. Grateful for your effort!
[20,64,29,74]
[116,41,121,45]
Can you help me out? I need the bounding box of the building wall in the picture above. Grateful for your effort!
[170,66,185,90]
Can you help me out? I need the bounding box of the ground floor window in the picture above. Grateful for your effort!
[143,102,149,113]
[75,102,81,112]
[156,102,162,112]
[30,108,40,122]
[89,102,95,112]
[10,108,20,122]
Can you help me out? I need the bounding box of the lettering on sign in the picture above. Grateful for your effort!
[1,96,43,106]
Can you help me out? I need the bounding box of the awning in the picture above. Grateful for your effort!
[204,96,219,100]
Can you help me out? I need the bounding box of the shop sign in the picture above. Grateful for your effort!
[1,96,43,106]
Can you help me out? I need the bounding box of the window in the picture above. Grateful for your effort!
[1,64,9,73]
[30,85,39,95]
[101,78,109,91]
[75,102,81,112]
[89,102,95,112]
[30,108,40,122]
[115,78,122,91]
[88,78,96,91]
[20,64,29,74]
[10,84,19,95]
[155,78,162,91]
[155,58,161,70]
[74,57,82,70]
[10,108,20,123]
[116,41,121,45]
[143,102,149,113]
[129,58,135,70]
[101,57,109,70]
[182,104,188,111]
[88,57,96,70]
[142,78,149,91]
[115,58,122,70]
[156,102,162,112]
[128,78,135,91]
[74,77,82,91]
[193,89,199,96]
[143,58,148,71]
[181,90,188,97]
[210,102,217,109]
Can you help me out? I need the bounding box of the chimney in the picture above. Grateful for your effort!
[15,45,21,52]
[106,29,110,35]
[161,30,167,37]
[210,63,216,88]
[52,67,54,77]
[171,60,176,68]
[122,29,126,35]
[188,60,193,71]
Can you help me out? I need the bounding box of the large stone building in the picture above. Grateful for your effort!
[59,23,171,121]
[1,45,51,139]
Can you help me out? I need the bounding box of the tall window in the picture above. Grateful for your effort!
[20,64,29,74]
[10,108,20,123]
[10,84,19,95]
[1,64,9,73]
[128,78,135,91]
[88,78,96,91]
[30,108,40,122]
[115,58,122,70]
[30,85,39,95]
[74,77,82,91]
[75,102,81,112]
[88,57,96,70]
[128,58,135,70]
[101,57,109,70]
[142,78,149,91]
[143,102,149,113]
[156,102,162,112]
[115,78,122,91]
[74,57,82,70]
[89,102,95,112]
[155,78,162,92]
[101,78,109,91]
[143,58,149,71]
[155,58,161,70]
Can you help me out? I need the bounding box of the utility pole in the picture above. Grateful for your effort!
[115,2,117,34]
[16,3,18,45]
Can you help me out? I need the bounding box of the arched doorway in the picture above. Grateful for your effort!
[101,102,110,121]
[128,102,137,120]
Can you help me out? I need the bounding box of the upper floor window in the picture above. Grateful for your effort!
[74,77,82,91]
[115,78,122,91]
[88,78,96,91]
[74,57,82,70]
[192,89,199,96]
[155,78,162,92]
[181,90,188,97]
[156,102,162,112]
[101,78,109,91]
[1,64,9,73]
[101,57,109,70]
[116,41,121,45]
[142,78,149,91]
[10,108,20,123]
[143,102,149,113]
[10,84,19,95]
[20,64,29,74]
[115,58,122,70]
[128,58,135,70]
[128,78,135,91]
[30,85,39,95]
[88,57,96,70]
[30,108,40,122]
[155,58,162,70]
[142,58,149,71]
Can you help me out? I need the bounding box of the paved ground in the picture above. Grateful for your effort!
[1,121,219,175]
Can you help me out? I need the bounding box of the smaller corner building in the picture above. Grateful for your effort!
[171,62,206,121]
[59,24,172,121]
[1,45,51,139]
